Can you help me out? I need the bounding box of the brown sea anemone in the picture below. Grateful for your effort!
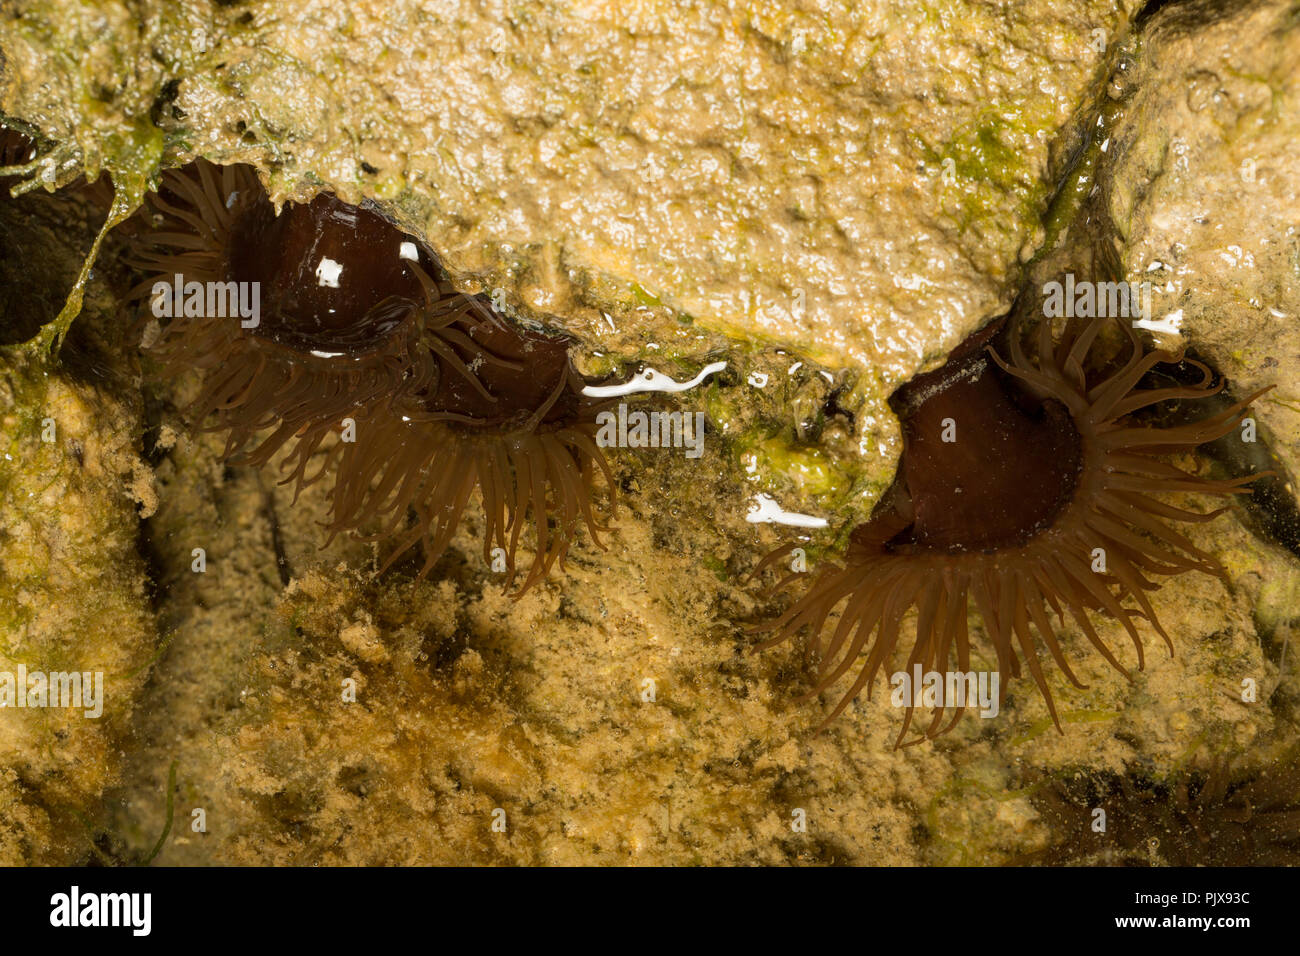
[753,313,1269,745]
[129,159,615,591]
[322,316,618,592]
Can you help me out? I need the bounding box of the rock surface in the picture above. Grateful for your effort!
[0,0,1297,867]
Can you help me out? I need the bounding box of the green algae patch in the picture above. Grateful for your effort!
[29,180,150,354]
[923,100,1059,268]
[0,1,201,348]
[0,115,165,353]
[696,346,900,541]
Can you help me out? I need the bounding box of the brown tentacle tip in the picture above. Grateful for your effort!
[753,314,1272,746]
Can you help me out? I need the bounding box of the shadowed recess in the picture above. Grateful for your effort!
[1018,751,1300,865]
[1,128,111,345]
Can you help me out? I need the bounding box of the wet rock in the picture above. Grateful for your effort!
[1104,0,1300,500]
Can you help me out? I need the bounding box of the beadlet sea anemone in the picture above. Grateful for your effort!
[754,312,1268,745]
[130,160,615,592]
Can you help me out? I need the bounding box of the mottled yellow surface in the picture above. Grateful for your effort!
[0,348,155,864]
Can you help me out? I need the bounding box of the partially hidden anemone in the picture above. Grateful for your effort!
[753,313,1269,745]
[0,127,37,172]
[129,159,615,592]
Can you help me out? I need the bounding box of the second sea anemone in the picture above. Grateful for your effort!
[754,313,1268,744]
